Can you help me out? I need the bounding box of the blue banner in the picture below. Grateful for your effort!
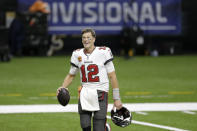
[18,0,182,35]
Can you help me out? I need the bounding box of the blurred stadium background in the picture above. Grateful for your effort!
[0,0,197,131]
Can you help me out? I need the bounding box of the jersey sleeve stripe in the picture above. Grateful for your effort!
[70,62,78,68]
[104,58,114,65]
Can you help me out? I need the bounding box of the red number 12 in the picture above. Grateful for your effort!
[80,64,100,82]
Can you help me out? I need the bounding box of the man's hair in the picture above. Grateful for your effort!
[81,28,96,38]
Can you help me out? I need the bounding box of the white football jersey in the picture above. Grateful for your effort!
[69,46,115,92]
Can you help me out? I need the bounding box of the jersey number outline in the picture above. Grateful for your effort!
[80,64,100,82]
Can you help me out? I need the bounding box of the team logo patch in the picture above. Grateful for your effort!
[78,56,82,62]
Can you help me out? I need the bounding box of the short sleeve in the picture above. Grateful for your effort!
[70,51,79,68]
[69,66,79,75]
[104,47,114,65]
[105,61,115,73]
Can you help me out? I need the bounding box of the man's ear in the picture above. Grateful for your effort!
[93,37,96,43]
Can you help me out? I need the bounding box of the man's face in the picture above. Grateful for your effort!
[82,32,95,50]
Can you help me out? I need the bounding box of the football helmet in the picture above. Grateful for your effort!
[111,106,132,127]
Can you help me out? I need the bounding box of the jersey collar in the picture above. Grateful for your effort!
[83,46,96,56]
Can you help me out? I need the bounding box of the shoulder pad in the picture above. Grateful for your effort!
[98,46,107,50]
[74,48,82,52]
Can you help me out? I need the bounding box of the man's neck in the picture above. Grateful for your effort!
[85,46,95,54]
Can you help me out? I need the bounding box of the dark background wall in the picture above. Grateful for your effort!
[182,0,197,53]
[60,0,197,55]
[0,0,197,57]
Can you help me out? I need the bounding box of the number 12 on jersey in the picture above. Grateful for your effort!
[80,64,100,82]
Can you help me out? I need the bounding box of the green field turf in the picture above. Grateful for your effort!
[0,55,197,130]
[0,55,197,104]
[0,111,196,131]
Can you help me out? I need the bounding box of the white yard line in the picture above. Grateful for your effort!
[131,120,189,131]
[123,103,197,111]
[0,102,194,131]
[135,111,148,115]
[107,116,189,131]
[182,111,196,115]
[0,102,197,114]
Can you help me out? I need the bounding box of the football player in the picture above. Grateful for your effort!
[57,28,122,131]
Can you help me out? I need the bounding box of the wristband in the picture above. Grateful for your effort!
[113,88,121,100]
